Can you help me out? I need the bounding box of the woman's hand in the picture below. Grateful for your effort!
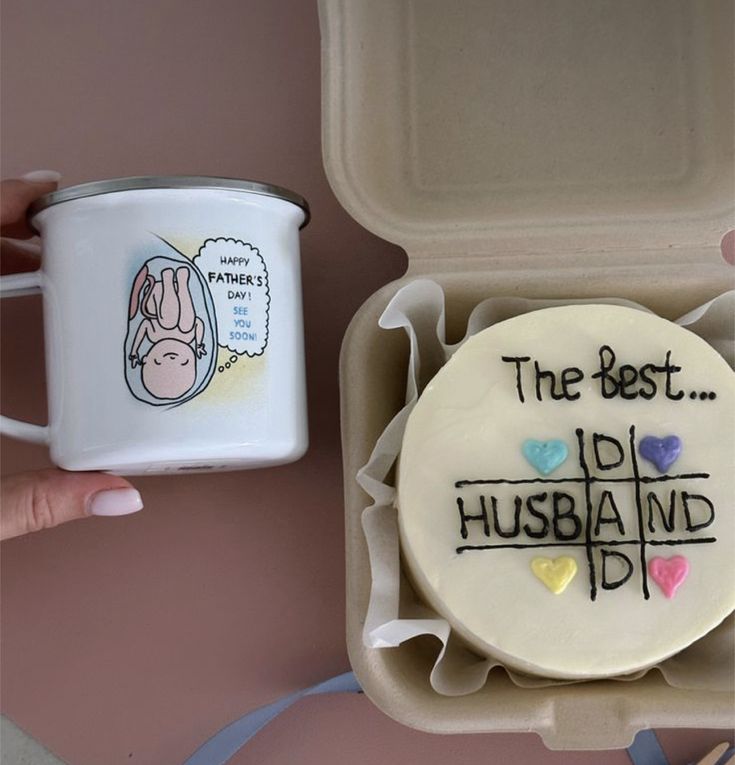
[1,172,143,541]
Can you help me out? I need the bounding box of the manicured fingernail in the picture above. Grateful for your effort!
[21,170,61,184]
[89,488,143,517]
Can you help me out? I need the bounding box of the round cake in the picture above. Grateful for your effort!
[397,304,735,679]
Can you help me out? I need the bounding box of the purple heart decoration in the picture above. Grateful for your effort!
[638,435,682,473]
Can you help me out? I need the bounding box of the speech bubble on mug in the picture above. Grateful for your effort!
[193,237,269,357]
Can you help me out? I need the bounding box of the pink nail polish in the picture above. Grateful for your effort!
[89,488,143,516]
[21,170,62,183]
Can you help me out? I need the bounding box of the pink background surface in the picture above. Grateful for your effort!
[0,2,731,763]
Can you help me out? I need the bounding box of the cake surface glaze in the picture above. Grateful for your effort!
[397,304,735,679]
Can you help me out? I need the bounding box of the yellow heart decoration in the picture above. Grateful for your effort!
[531,556,578,594]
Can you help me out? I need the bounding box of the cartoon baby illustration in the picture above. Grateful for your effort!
[125,254,216,405]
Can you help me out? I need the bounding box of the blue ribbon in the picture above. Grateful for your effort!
[181,671,361,765]
[715,748,735,765]
[627,728,735,765]
[627,730,670,765]
[183,672,732,765]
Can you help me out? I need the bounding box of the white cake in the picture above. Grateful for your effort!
[397,304,735,679]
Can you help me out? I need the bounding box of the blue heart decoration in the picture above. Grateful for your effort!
[522,439,569,476]
[638,435,682,473]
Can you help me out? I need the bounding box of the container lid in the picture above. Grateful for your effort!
[28,175,310,228]
[320,0,733,268]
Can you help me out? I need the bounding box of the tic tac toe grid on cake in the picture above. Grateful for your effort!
[397,302,735,680]
[454,425,712,602]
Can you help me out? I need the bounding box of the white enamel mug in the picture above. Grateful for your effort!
[1,176,310,474]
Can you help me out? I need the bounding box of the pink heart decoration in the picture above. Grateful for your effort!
[648,556,690,599]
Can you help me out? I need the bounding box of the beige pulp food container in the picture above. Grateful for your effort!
[320,0,735,750]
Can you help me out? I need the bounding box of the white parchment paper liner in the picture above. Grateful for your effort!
[357,280,734,696]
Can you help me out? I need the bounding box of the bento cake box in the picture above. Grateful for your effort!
[320,0,735,750]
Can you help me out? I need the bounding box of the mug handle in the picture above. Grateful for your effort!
[0,271,50,444]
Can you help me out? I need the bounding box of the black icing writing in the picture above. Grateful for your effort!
[455,471,710,488]
[456,496,490,539]
[593,433,625,471]
[533,361,585,403]
[524,493,550,538]
[456,492,582,542]
[501,356,584,403]
[490,495,521,538]
[645,489,716,534]
[456,537,716,553]
[647,490,676,533]
[460,484,718,540]
[576,428,598,600]
[594,490,626,536]
[552,492,582,541]
[501,356,530,403]
[600,549,634,590]
[690,391,717,400]
[502,347,717,402]
[454,425,716,601]
[682,492,715,532]
[627,425,650,599]
[591,346,685,401]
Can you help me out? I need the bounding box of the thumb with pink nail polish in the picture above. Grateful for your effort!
[0,469,143,541]
[1,174,143,542]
